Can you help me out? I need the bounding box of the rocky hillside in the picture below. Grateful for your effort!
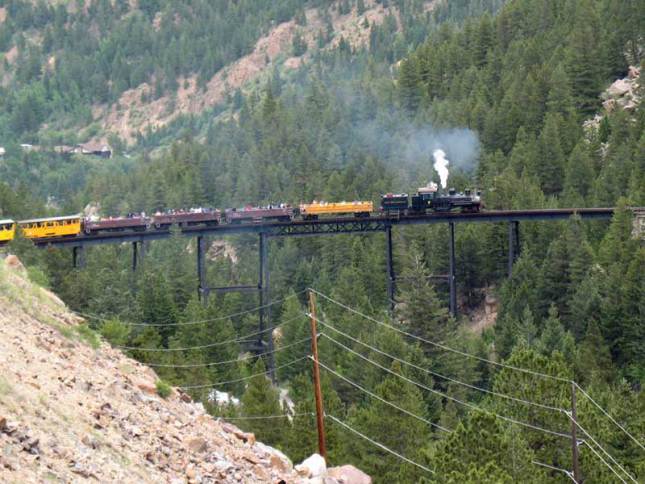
[98,0,438,144]
[0,255,363,483]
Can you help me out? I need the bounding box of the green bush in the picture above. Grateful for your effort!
[99,319,131,346]
[156,380,172,399]
[75,324,100,349]
[26,265,49,288]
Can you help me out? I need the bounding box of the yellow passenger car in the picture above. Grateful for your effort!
[299,201,374,219]
[0,219,16,244]
[18,215,82,239]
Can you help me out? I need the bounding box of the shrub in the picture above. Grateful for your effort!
[156,380,172,399]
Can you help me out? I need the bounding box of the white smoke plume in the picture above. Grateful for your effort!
[433,149,449,189]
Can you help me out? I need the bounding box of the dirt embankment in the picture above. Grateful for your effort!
[0,256,299,483]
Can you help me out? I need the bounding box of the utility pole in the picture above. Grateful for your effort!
[571,382,582,483]
[308,290,327,460]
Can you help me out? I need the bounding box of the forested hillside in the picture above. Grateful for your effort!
[0,0,643,482]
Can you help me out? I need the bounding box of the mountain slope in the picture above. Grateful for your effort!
[0,255,298,483]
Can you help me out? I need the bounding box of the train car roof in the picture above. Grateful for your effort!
[18,214,82,224]
[0,219,15,224]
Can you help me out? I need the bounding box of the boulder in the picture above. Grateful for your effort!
[186,437,208,453]
[606,79,631,98]
[296,453,326,478]
[326,465,371,484]
[5,255,24,272]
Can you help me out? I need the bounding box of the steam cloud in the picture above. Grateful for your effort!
[353,118,480,187]
[433,149,449,189]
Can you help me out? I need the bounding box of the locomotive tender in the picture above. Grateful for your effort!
[7,184,481,242]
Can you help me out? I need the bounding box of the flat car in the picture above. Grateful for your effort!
[299,201,373,220]
[18,215,82,239]
[0,219,16,245]
[225,206,293,224]
[152,209,221,229]
[84,215,151,234]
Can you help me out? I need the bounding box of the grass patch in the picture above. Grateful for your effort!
[75,324,101,349]
[156,379,172,399]
[26,265,50,289]
[0,375,13,396]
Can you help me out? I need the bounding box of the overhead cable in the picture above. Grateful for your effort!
[113,313,305,352]
[320,331,570,439]
[178,355,309,390]
[325,414,434,474]
[75,291,303,327]
[314,357,450,433]
[531,461,577,483]
[310,313,563,412]
[215,412,314,421]
[565,412,637,483]
[309,288,571,383]
[581,441,627,484]
[573,383,645,452]
[145,336,312,368]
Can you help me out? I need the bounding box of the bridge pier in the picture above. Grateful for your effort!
[507,221,520,278]
[131,241,146,272]
[72,245,85,268]
[385,225,395,311]
[197,235,208,301]
[448,222,457,318]
[259,233,275,384]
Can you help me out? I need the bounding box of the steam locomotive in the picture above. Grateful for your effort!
[381,183,482,214]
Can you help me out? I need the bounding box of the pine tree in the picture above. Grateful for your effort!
[398,58,421,113]
[537,112,566,195]
[489,347,572,466]
[284,372,344,465]
[240,358,285,449]
[433,411,543,482]
[396,253,453,359]
[275,292,310,381]
[342,362,432,483]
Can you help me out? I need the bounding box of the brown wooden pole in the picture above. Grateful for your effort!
[308,290,327,460]
[571,382,582,483]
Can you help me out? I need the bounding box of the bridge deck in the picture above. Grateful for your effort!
[32,208,617,248]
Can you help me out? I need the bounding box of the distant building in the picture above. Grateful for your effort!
[20,142,112,158]
[74,142,112,159]
[0,147,5,157]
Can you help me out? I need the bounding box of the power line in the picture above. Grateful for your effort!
[581,440,627,484]
[216,412,315,421]
[311,290,644,458]
[565,412,637,483]
[573,382,645,453]
[311,313,563,413]
[325,414,434,475]
[321,330,571,439]
[310,288,571,383]
[145,336,312,368]
[113,313,305,352]
[315,357,450,433]
[532,461,577,483]
[76,291,304,327]
[178,355,309,390]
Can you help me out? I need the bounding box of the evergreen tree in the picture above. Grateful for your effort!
[240,358,285,449]
[342,362,432,483]
[432,411,544,483]
[396,253,453,359]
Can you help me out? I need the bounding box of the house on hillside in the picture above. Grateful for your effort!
[74,142,112,158]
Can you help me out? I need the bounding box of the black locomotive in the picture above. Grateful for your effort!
[381,183,482,214]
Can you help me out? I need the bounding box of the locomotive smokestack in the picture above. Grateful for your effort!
[433,149,449,189]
